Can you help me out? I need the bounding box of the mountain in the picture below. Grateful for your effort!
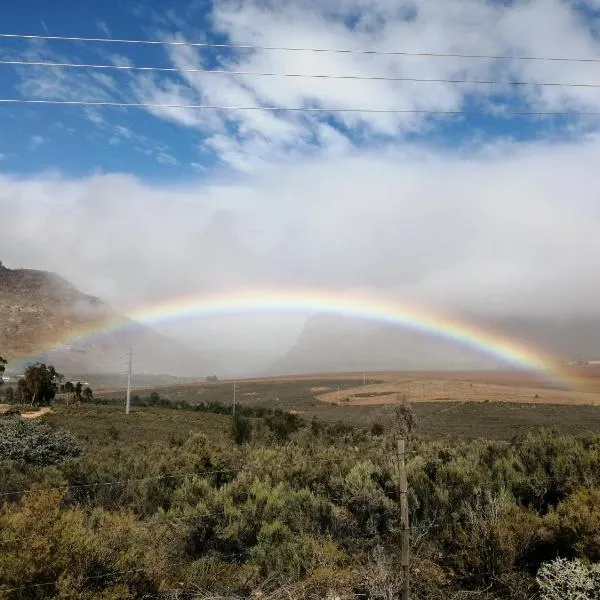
[0,261,212,376]
[271,311,600,376]
[270,314,500,375]
[483,315,600,362]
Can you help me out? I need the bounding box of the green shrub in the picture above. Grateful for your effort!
[231,414,252,445]
[370,422,385,436]
[537,557,600,600]
[549,488,600,560]
[264,411,303,442]
[0,417,81,466]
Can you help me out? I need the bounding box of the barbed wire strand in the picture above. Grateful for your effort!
[3,550,252,595]
[2,32,600,63]
[0,467,242,498]
[4,58,600,89]
[0,526,413,551]
[0,97,598,116]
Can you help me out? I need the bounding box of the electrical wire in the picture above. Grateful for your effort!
[0,97,597,116]
[2,32,600,63]
[4,58,600,89]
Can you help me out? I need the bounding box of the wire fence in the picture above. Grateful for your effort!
[0,467,242,498]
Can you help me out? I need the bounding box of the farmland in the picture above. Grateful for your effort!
[92,367,600,439]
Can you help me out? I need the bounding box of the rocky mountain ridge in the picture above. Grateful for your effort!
[0,261,211,376]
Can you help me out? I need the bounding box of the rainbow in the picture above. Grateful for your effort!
[11,288,580,388]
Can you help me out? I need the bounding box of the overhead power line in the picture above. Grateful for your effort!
[5,58,600,89]
[2,32,600,63]
[0,97,599,116]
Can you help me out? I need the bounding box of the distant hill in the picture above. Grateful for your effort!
[0,261,213,376]
[270,314,500,375]
[482,314,600,362]
[271,311,600,376]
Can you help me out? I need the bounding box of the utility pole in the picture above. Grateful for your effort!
[232,382,236,416]
[125,349,132,415]
[397,439,410,600]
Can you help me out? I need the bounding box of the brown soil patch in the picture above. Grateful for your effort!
[0,405,52,418]
[21,407,52,419]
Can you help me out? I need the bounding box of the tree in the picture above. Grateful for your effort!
[82,387,94,403]
[63,381,75,406]
[18,363,60,406]
[0,355,6,384]
[74,382,83,403]
[4,387,14,403]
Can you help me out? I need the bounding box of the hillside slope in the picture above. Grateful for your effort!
[0,261,211,376]
[271,314,500,375]
[272,311,600,375]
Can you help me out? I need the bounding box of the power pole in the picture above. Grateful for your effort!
[232,382,236,416]
[125,349,132,415]
[397,439,410,600]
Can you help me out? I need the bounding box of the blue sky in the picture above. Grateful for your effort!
[1,0,600,181]
[0,0,215,180]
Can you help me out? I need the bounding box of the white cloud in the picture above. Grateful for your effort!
[156,151,179,165]
[1,136,600,320]
[7,0,600,170]
[96,21,112,37]
[3,0,600,362]
[30,135,46,148]
[126,0,600,167]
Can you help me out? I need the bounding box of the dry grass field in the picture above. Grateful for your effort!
[83,366,600,439]
[315,367,600,406]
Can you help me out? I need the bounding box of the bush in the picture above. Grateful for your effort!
[0,417,81,466]
[264,411,303,442]
[231,414,252,445]
[537,557,600,600]
[549,488,600,560]
[370,422,385,436]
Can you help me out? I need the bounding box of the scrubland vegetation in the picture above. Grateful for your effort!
[1,382,600,599]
